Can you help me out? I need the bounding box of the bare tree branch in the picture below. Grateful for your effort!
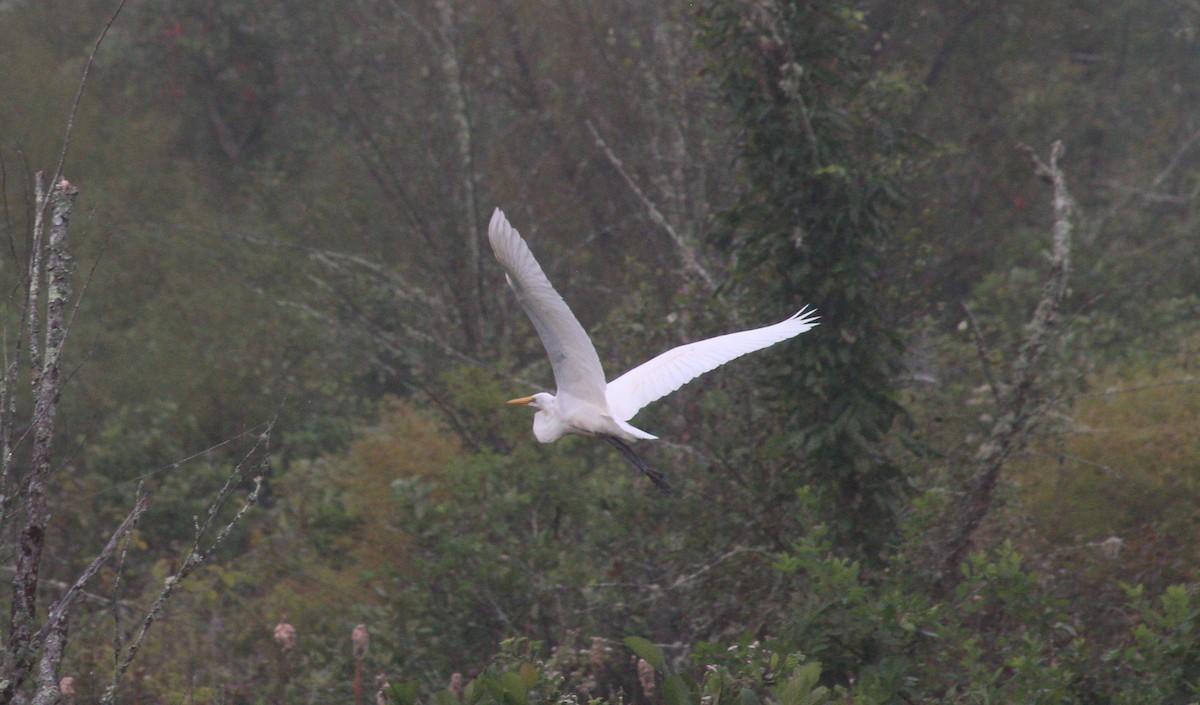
[961,302,1001,405]
[44,0,128,202]
[37,494,149,644]
[257,278,520,452]
[4,178,77,702]
[23,493,147,705]
[25,174,46,388]
[100,433,270,705]
[27,621,65,705]
[436,0,485,354]
[1091,120,1200,243]
[585,120,725,309]
[0,568,136,613]
[935,141,1074,591]
[1074,376,1200,398]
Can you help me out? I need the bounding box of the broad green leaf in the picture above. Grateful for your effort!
[624,636,666,673]
[662,674,693,705]
[464,678,484,705]
[387,681,419,705]
[499,671,528,705]
[518,662,539,690]
[773,663,826,705]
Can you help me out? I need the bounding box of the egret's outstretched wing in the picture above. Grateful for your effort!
[488,208,608,404]
[606,308,819,422]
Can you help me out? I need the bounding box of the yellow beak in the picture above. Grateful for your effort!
[505,396,535,406]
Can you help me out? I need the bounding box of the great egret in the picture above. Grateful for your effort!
[488,208,818,490]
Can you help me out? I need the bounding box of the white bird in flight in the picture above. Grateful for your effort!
[488,208,818,490]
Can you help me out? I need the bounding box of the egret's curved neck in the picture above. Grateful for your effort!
[531,394,567,443]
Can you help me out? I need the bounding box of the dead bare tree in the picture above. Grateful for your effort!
[0,170,271,704]
[934,141,1075,592]
[0,172,150,705]
[0,4,271,702]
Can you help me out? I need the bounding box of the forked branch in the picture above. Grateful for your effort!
[100,433,271,705]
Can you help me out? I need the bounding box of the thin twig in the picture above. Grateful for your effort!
[623,546,772,609]
[961,303,1001,405]
[1074,376,1200,398]
[101,430,270,704]
[0,567,137,614]
[1091,120,1200,242]
[110,528,131,674]
[45,0,129,200]
[231,229,457,318]
[1031,450,1121,478]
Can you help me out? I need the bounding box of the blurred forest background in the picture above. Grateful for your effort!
[3,0,1200,703]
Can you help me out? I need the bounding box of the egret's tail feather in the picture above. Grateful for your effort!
[602,436,671,492]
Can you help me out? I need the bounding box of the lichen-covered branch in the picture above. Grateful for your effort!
[3,178,77,703]
[40,494,149,643]
[101,439,269,705]
[25,174,46,389]
[27,621,66,705]
[24,493,145,705]
[935,141,1074,590]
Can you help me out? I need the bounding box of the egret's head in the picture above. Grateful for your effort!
[505,392,554,410]
[506,393,564,443]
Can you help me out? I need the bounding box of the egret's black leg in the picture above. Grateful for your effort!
[601,436,671,492]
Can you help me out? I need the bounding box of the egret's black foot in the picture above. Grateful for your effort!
[602,436,671,492]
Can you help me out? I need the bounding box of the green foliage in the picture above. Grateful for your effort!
[676,644,832,705]
[8,0,1200,703]
[625,636,667,673]
[446,639,559,705]
[1105,584,1200,704]
[415,638,835,705]
[698,0,914,555]
[343,555,1200,705]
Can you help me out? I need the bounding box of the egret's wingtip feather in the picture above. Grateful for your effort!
[606,304,822,422]
[486,207,611,406]
[789,305,820,326]
[489,207,508,234]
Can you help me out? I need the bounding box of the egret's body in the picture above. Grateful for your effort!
[488,208,818,489]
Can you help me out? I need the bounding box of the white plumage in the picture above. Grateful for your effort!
[488,208,818,489]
